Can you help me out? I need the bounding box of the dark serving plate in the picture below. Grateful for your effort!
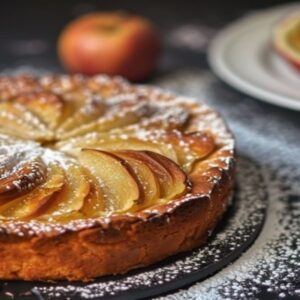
[0,157,267,299]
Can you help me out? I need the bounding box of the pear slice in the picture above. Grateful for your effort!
[58,102,148,139]
[144,151,187,200]
[0,164,65,220]
[15,92,65,130]
[0,102,53,141]
[39,211,84,223]
[80,173,106,217]
[41,165,90,217]
[58,97,106,132]
[114,150,161,208]
[79,149,141,213]
[57,134,178,163]
[0,158,47,203]
[119,151,187,200]
[164,131,215,170]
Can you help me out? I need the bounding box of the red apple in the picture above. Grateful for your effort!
[58,12,161,81]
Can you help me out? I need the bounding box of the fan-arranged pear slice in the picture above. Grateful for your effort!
[58,97,106,133]
[41,165,90,217]
[190,147,231,174]
[58,102,149,139]
[57,133,178,163]
[188,147,233,195]
[163,130,215,170]
[115,150,187,201]
[0,164,65,220]
[0,158,47,203]
[14,92,65,130]
[188,169,217,195]
[79,149,141,213]
[39,211,85,223]
[0,102,53,141]
[141,151,188,200]
[100,137,178,163]
[113,150,161,208]
[80,173,106,217]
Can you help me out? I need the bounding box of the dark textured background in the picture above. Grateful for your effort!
[1,0,299,122]
[0,0,296,71]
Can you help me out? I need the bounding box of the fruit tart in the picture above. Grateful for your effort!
[0,74,235,281]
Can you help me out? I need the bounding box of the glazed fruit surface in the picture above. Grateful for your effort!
[0,75,233,224]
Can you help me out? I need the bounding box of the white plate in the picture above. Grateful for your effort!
[208,3,300,111]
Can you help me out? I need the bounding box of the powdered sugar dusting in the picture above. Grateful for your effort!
[153,69,300,298]
[0,157,266,298]
[157,166,300,299]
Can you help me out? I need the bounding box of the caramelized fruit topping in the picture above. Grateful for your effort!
[0,75,221,223]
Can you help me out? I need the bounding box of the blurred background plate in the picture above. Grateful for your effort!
[209,3,300,111]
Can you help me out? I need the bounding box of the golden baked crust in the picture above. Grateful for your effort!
[0,74,235,281]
